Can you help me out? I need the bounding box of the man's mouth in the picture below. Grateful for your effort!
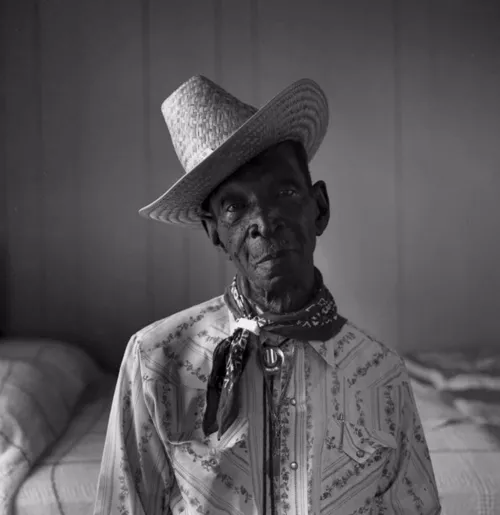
[257,249,291,264]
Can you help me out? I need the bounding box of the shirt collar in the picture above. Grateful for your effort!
[227,309,339,369]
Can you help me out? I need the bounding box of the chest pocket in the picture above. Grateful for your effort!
[159,377,248,452]
[340,418,397,463]
[319,415,397,514]
[327,381,398,465]
[322,412,397,484]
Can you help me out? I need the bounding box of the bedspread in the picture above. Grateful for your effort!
[13,374,115,515]
[412,380,500,515]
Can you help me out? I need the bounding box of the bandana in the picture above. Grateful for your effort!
[202,267,347,439]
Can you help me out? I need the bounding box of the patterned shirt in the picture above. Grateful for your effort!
[94,295,441,515]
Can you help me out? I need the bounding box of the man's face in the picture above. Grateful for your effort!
[203,141,330,293]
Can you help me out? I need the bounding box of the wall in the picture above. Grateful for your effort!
[1,0,500,372]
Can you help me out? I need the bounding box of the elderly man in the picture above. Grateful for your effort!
[94,76,441,515]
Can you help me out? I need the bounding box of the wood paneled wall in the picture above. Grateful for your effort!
[2,0,500,371]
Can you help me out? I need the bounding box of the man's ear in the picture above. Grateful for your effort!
[200,212,226,252]
[312,180,330,236]
[200,213,219,246]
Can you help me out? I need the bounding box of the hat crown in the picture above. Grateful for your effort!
[162,75,258,173]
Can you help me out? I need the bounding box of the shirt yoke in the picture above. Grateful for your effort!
[131,295,230,388]
[334,320,408,391]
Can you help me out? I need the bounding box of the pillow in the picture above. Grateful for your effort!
[404,350,500,426]
[0,338,102,513]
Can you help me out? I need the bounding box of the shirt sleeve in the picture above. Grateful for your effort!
[93,335,174,515]
[374,361,442,515]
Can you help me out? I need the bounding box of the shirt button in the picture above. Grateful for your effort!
[290,461,298,470]
[209,458,218,466]
[356,450,365,458]
[209,447,217,456]
[290,398,297,406]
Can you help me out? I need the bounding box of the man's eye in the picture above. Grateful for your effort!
[226,202,244,213]
[279,189,297,197]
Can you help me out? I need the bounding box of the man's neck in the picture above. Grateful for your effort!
[245,272,317,315]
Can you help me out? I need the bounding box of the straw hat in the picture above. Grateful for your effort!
[138,75,329,227]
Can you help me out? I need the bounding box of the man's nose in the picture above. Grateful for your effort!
[248,205,285,239]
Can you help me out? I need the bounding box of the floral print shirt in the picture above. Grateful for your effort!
[93,295,441,515]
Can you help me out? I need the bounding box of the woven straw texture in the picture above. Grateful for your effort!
[138,75,329,227]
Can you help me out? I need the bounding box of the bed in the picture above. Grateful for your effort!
[413,384,500,515]
[405,350,500,515]
[0,338,115,515]
[11,375,115,515]
[1,338,500,515]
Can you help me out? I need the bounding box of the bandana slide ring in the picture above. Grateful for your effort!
[262,347,285,375]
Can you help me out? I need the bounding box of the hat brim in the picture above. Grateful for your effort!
[138,78,329,227]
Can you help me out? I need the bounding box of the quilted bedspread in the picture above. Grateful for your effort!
[412,380,500,515]
[12,374,115,515]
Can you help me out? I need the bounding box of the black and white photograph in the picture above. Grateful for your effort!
[1,1,500,514]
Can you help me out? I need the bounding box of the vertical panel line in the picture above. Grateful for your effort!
[75,2,84,349]
[142,0,154,320]
[0,0,7,334]
[392,0,403,349]
[213,0,222,82]
[213,0,227,291]
[251,0,260,105]
[34,0,46,335]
